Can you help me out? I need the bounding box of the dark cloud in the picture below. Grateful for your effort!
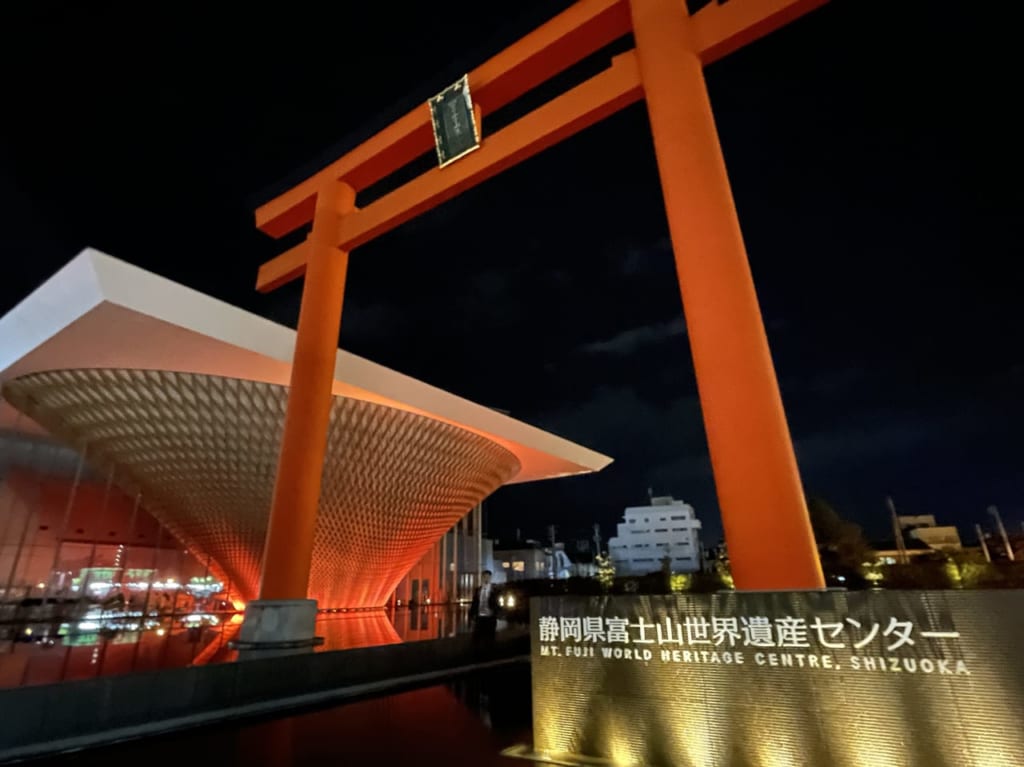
[579,317,686,357]
[617,237,675,277]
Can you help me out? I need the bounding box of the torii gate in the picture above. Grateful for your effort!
[245,0,828,646]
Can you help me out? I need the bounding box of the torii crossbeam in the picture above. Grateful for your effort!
[246,0,828,646]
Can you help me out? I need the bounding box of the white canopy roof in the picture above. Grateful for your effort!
[0,248,611,484]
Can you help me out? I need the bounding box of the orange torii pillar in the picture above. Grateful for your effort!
[234,181,356,655]
[630,0,823,590]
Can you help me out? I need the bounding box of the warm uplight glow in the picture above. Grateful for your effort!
[670,572,692,592]
[156,628,166,636]
[535,590,1024,765]
[944,559,963,588]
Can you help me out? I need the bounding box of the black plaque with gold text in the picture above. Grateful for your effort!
[429,75,480,168]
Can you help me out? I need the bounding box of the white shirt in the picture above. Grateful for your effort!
[478,584,493,617]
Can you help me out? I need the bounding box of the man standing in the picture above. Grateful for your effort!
[470,569,499,641]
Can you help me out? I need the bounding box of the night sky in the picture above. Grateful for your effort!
[1,2,1019,549]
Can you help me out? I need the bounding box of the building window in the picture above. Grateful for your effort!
[512,561,525,572]
[671,516,685,520]
[655,528,668,533]
[536,561,545,571]
[502,561,510,568]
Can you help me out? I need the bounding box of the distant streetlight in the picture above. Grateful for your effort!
[886,497,908,565]
[975,523,992,563]
[988,506,1015,561]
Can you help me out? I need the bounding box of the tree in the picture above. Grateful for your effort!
[806,496,873,579]
[945,549,999,589]
[594,552,615,591]
[710,542,734,590]
[670,572,692,592]
[659,551,673,590]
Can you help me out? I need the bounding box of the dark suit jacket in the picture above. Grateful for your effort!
[470,583,500,620]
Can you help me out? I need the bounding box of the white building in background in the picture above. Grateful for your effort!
[898,515,962,552]
[608,496,702,575]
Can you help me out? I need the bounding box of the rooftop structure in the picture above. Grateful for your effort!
[608,495,702,575]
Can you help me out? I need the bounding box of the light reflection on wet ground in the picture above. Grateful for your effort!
[0,605,476,687]
[32,661,534,767]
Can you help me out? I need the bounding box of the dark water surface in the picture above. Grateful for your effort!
[1,605,472,688]
[28,661,534,766]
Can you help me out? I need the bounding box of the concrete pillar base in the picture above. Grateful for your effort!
[231,599,323,660]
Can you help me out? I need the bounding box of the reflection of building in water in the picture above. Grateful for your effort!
[313,612,402,650]
[608,496,702,576]
[306,606,465,649]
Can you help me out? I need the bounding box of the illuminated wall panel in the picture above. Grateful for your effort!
[531,591,1024,767]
